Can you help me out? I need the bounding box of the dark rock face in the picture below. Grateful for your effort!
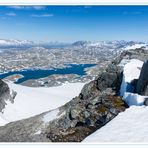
[136,60,148,96]
[144,98,148,106]
[44,64,127,142]
[0,79,16,112]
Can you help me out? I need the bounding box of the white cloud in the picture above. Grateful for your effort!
[31,14,54,17]
[8,6,46,10]
[6,12,16,16]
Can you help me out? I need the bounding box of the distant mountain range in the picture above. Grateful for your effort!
[72,40,146,48]
[0,39,147,49]
[0,39,34,47]
[0,39,69,48]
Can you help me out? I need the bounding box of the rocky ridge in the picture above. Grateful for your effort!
[0,48,147,142]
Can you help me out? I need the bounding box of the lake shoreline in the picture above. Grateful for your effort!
[0,64,96,84]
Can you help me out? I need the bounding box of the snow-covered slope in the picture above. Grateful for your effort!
[0,82,85,126]
[83,106,148,143]
[83,59,148,143]
[120,59,143,96]
[120,59,147,106]
[124,43,147,50]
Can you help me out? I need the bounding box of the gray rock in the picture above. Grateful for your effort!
[0,79,16,112]
[90,96,102,105]
[110,108,119,115]
[144,98,148,106]
[136,60,148,96]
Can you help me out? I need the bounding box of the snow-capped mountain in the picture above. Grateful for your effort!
[0,39,70,48]
[0,39,147,49]
[0,39,34,47]
[72,40,145,48]
[71,40,148,56]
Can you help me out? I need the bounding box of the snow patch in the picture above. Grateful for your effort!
[0,113,9,126]
[0,82,85,126]
[43,109,65,123]
[119,59,148,106]
[118,59,131,68]
[124,43,147,50]
[120,59,143,96]
[123,92,146,106]
[34,130,41,135]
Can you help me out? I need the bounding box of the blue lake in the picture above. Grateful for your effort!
[0,64,96,84]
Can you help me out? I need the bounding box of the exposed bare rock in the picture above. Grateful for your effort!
[0,79,16,112]
[136,60,148,96]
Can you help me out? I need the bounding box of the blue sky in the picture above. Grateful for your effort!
[0,5,148,42]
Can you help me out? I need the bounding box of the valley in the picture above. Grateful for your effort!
[0,40,146,87]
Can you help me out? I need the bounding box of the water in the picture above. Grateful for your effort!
[0,64,96,84]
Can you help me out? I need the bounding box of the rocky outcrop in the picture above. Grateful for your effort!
[0,80,16,112]
[136,60,148,96]
[0,48,147,142]
[119,48,148,62]
[0,58,127,142]
[45,78,126,142]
